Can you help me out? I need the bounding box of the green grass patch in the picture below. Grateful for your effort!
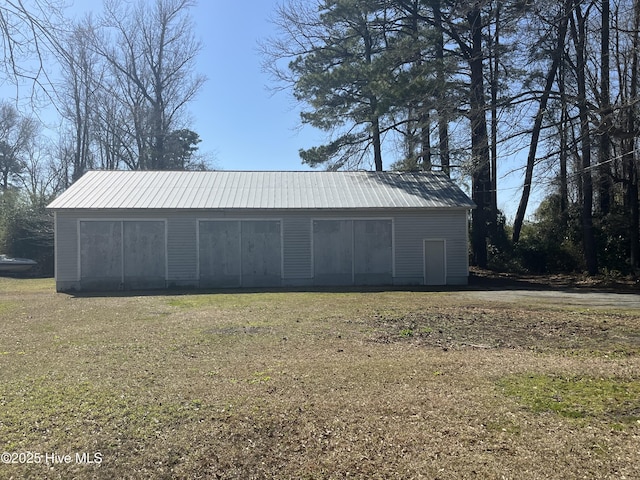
[399,328,414,337]
[0,277,54,293]
[166,291,338,309]
[166,292,261,309]
[0,375,229,478]
[0,301,16,315]
[0,376,212,450]
[561,346,640,359]
[1,278,640,478]
[498,374,640,422]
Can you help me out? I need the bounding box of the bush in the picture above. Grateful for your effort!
[514,232,582,273]
[487,195,584,274]
[0,190,54,276]
[594,209,633,274]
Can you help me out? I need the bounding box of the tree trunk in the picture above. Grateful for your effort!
[512,0,571,243]
[438,114,450,176]
[571,0,598,275]
[626,0,640,269]
[559,59,569,217]
[467,5,491,268]
[372,113,383,171]
[432,0,450,176]
[420,111,432,170]
[489,1,500,226]
[599,0,612,214]
[627,157,639,269]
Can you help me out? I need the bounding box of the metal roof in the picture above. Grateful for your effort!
[47,170,476,210]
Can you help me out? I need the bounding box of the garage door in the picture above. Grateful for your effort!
[199,220,282,288]
[123,221,166,289]
[313,220,353,285]
[80,221,123,290]
[199,221,241,287]
[354,220,393,285]
[80,220,166,290]
[313,219,392,285]
[241,221,282,287]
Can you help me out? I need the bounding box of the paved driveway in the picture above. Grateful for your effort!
[464,289,640,310]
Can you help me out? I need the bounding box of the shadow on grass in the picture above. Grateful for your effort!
[60,268,640,299]
[467,268,640,293]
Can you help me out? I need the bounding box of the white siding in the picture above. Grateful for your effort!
[282,217,312,279]
[394,210,469,284]
[55,212,79,283]
[53,207,470,291]
[167,215,197,281]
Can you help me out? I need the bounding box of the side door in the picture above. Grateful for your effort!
[424,239,446,286]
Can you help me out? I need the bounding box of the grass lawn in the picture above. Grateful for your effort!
[0,277,639,479]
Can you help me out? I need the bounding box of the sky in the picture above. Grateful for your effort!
[4,0,532,219]
[188,1,323,172]
[187,1,530,218]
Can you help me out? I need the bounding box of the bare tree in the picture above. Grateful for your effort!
[18,136,60,204]
[512,0,572,243]
[57,19,104,183]
[0,102,39,190]
[617,0,640,269]
[569,0,598,275]
[0,0,68,102]
[92,0,206,170]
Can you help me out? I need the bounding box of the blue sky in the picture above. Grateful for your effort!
[1,0,529,218]
[189,1,322,171]
[187,1,530,218]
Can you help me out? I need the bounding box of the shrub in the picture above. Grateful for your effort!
[0,189,54,276]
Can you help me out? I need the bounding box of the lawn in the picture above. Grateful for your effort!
[0,277,639,479]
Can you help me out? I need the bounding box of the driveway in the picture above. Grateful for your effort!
[463,289,640,310]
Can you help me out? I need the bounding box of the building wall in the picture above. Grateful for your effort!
[394,212,469,285]
[53,208,470,291]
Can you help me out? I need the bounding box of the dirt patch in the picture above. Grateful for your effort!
[201,326,274,336]
[369,305,640,354]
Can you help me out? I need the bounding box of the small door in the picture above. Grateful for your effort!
[424,239,446,286]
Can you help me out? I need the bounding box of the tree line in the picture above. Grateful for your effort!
[2,0,640,277]
[264,0,640,276]
[0,0,205,272]
[0,0,206,196]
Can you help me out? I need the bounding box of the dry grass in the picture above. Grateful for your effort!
[0,278,639,479]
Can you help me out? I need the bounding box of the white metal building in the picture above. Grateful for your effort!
[47,170,475,291]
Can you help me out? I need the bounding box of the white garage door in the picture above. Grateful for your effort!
[313,219,392,285]
[199,220,282,288]
[79,220,166,290]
